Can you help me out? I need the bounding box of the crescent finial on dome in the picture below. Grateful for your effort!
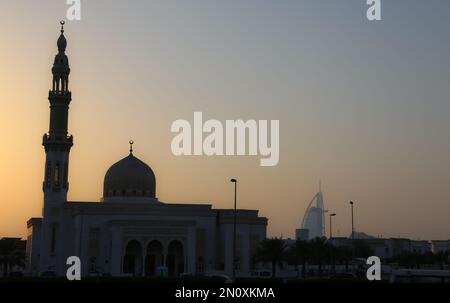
[129,140,134,155]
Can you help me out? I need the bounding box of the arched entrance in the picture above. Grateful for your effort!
[167,240,184,277]
[145,240,164,276]
[123,240,142,276]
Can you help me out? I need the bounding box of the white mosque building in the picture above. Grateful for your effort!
[26,23,267,278]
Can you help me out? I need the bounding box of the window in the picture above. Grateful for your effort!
[54,163,60,187]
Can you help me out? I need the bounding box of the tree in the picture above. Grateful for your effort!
[335,246,353,272]
[393,252,430,269]
[254,238,287,278]
[433,251,449,270]
[353,239,374,258]
[287,240,310,278]
[0,238,26,277]
[308,237,330,277]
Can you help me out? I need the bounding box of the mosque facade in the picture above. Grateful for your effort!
[26,23,267,278]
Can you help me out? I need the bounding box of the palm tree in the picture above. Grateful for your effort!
[335,246,353,272]
[287,240,310,278]
[308,237,330,277]
[254,238,287,278]
[0,238,26,277]
[328,243,338,275]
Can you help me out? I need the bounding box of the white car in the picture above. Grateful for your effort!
[203,272,234,283]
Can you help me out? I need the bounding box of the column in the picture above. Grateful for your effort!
[224,224,234,277]
[187,226,196,274]
[110,227,122,276]
[142,244,146,277]
[240,226,250,275]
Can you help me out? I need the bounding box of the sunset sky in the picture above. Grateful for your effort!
[1,0,450,240]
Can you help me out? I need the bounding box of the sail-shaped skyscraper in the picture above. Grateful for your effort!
[297,183,326,240]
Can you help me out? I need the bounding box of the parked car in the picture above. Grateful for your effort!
[179,271,233,283]
[251,270,272,278]
[203,272,234,283]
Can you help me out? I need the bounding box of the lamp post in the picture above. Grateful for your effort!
[230,178,237,280]
[329,213,336,275]
[329,213,336,239]
[350,201,354,240]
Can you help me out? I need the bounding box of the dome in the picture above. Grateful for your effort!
[103,153,156,201]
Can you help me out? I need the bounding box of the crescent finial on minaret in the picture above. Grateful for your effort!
[60,20,65,34]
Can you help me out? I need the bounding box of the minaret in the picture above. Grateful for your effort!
[42,20,73,203]
[38,21,74,275]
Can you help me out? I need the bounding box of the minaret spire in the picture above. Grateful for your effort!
[52,20,70,92]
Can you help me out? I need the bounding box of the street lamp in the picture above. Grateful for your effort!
[329,213,337,275]
[230,178,237,280]
[329,213,336,239]
[349,201,354,240]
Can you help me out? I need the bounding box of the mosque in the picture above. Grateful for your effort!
[26,22,267,278]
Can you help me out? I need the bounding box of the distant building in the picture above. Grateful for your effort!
[26,23,267,278]
[295,229,309,241]
[386,238,412,258]
[351,231,376,239]
[329,237,433,260]
[410,240,431,254]
[431,240,450,254]
[300,187,326,240]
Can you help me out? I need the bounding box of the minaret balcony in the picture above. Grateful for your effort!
[42,133,74,147]
[49,90,71,97]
